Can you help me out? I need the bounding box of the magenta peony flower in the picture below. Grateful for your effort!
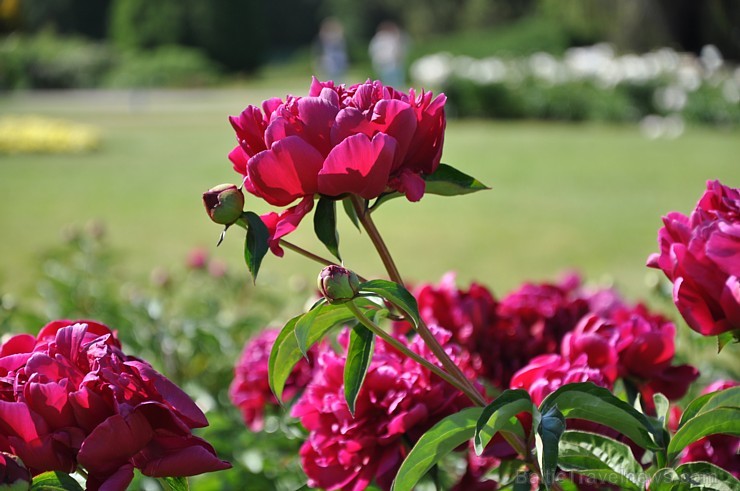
[0,452,31,489]
[0,320,230,490]
[510,354,611,406]
[680,380,739,478]
[228,78,446,254]
[647,180,740,336]
[229,328,315,431]
[291,328,478,491]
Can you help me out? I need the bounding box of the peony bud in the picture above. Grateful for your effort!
[0,453,31,491]
[203,184,245,225]
[317,265,360,304]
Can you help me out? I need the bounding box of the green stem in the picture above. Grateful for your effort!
[280,239,334,267]
[350,195,486,407]
[347,301,484,404]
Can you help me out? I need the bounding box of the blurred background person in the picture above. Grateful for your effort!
[316,17,348,82]
[369,20,409,87]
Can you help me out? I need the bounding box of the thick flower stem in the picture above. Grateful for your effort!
[350,195,486,407]
[347,301,483,405]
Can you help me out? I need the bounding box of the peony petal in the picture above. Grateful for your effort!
[318,133,396,199]
[248,136,323,207]
[135,436,231,477]
[78,412,154,475]
[86,463,135,491]
[260,196,314,257]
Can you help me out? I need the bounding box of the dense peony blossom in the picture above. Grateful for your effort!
[0,320,230,490]
[0,452,30,489]
[647,180,740,336]
[292,328,478,491]
[509,353,611,405]
[229,328,315,431]
[680,380,740,478]
[228,78,446,254]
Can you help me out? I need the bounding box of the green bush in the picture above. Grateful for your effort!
[0,31,115,89]
[104,45,220,88]
[108,0,187,50]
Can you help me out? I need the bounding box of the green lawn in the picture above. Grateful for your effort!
[1,86,738,304]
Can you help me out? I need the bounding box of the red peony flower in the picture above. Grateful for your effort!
[0,320,230,490]
[228,78,446,254]
[291,328,478,491]
[229,328,315,431]
[680,380,739,478]
[647,180,740,336]
[510,354,611,406]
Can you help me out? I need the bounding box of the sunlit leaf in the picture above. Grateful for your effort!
[392,407,482,491]
[359,279,420,327]
[424,163,489,196]
[474,389,532,455]
[536,405,565,489]
[667,407,740,462]
[674,462,740,491]
[344,324,375,415]
[558,430,644,490]
[31,471,84,491]
[539,382,659,450]
[160,476,189,491]
[314,197,341,260]
[679,386,740,427]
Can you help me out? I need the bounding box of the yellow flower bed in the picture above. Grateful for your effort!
[0,115,101,154]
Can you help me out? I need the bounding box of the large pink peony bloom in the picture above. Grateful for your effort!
[0,320,230,490]
[647,180,740,336]
[229,328,315,431]
[291,328,478,491]
[228,78,446,254]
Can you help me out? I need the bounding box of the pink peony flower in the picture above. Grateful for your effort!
[647,180,740,336]
[680,380,739,478]
[228,78,446,254]
[510,354,611,406]
[291,328,478,491]
[229,328,315,431]
[0,320,230,490]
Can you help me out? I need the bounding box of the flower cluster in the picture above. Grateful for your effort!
[648,180,740,337]
[228,78,446,254]
[229,328,316,431]
[0,320,229,490]
[291,328,479,491]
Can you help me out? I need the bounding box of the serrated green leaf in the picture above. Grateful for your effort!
[675,462,740,491]
[344,323,375,416]
[474,389,532,455]
[424,163,489,196]
[536,405,565,489]
[342,197,361,231]
[160,476,189,491]
[679,386,740,428]
[314,197,341,260]
[667,407,740,462]
[31,471,84,491]
[557,430,645,490]
[391,407,482,491]
[269,299,376,402]
[359,279,420,327]
[539,382,658,450]
[243,211,270,282]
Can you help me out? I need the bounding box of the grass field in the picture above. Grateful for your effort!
[1,84,739,305]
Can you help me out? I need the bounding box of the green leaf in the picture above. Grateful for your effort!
[294,302,330,358]
[674,462,740,491]
[474,389,532,455]
[424,163,489,196]
[359,279,420,327]
[342,197,361,231]
[648,468,682,491]
[344,323,375,416]
[314,197,341,260]
[539,382,659,450]
[160,476,190,491]
[679,386,740,427]
[268,300,376,402]
[31,471,84,491]
[557,430,645,490]
[243,211,270,282]
[653,393,670,428]
[536,405,565,489]
[667,407,740,462]
[392,407,482,491]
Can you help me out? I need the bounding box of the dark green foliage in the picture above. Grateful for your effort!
[104,45,220,88]
[108,0,187,50]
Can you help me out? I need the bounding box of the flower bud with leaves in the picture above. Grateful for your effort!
[202,184,245,225]
[317,265,360,304]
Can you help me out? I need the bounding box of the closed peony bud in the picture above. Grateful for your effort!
[317,265,359,304]
[203,184,245,225]
[0,453,30,491]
